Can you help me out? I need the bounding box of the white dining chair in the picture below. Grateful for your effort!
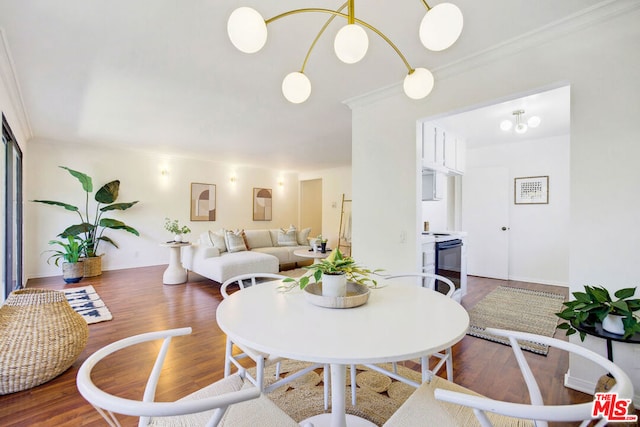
[383,328,635,427]
[76,327,311,427]
[221,273,330,408]
[350,272,456,406]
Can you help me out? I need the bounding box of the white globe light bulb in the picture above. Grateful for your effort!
[515,123,528,134]
[500,120,513,131]
[403,68,434,100]
[282,72,312,104]
[227,7,268,54]
[528,116,541,128]
[419,3,464,51]
[334,24,369,64]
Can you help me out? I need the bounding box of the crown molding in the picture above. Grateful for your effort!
[345,0,640,110]
[0,28,32,141]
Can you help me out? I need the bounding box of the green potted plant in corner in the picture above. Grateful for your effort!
[282,248,381,297]
[45,235,87,283]
[164,218,191,242]
[556,285,640,340]
[32,166,140,277]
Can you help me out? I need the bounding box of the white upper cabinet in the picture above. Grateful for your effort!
[420,120,465,175]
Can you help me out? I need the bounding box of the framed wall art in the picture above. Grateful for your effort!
[253,187,272,221]
[514,176,549,205]
[191,183,216,221]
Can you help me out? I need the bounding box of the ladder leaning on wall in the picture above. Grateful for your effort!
[337,194,352,257]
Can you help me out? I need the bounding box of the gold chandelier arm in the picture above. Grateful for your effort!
[265,7,414,73]
[421,1,433,11]
[300,3,348,73]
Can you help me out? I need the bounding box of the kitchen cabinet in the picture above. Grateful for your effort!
[422,241,435,275]
[421,122,443,168]
[420,121,465,175]
[422,170,445,201]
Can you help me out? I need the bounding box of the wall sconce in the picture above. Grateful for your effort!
[278,178,284,186]
[230,174,237,183]
[160,168,169,176]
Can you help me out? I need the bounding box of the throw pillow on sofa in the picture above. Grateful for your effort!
[225,229,247,253]
[208,229,227,253]
[277,227,298,247]
[297,227,311,245]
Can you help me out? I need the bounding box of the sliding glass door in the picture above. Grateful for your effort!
[2,114,23,301]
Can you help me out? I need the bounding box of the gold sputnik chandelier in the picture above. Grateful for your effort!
[227,1,464,103]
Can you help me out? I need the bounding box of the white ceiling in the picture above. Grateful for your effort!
[0,1,600,170]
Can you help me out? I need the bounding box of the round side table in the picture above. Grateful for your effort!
[159,242,191,285]
[293,248,328,264]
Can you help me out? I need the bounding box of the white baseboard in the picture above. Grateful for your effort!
[565,371,640,408]
[507,275,569,287]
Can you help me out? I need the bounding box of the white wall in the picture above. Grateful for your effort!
[25,138,300,278]
[466,135,570,285]
[349,3,640,404]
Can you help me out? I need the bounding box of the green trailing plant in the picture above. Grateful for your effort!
[556,285,640,340]
[45,235,87,266]
[164,218,191,235]
[32,166,140,257]
[281,248,382,291]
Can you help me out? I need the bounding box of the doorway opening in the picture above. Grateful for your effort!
[300,179,322,238]
[419,84,570,285]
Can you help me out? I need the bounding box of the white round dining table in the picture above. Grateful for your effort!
[216,280,469,427]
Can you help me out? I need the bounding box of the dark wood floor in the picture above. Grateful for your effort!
[0,267,598,426]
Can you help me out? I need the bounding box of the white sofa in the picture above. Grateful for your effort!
[182,228,312,284]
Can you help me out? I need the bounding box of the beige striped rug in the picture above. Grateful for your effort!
[466,286,565,355]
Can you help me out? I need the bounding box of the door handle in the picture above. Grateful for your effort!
[501,226,509,231]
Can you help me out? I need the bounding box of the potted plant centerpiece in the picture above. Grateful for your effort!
[32,166,140,277]
[556,285,640,340]
[45,235,87,283]
[282,248,381,297]
[164,218,191,242]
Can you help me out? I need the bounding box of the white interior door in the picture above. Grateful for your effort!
[462,167,509,279]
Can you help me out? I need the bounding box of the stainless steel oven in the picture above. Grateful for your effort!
[435,239,463,297]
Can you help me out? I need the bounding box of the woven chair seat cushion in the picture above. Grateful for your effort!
[383,376,533,427]
[0,289,88,395]
[148,375,299,427]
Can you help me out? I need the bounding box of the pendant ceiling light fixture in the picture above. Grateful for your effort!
[227,1,464,104]
[500,110,541,134]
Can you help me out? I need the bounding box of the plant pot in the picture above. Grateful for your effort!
[320,242,327,253]
[82,256,102,277]
[321,273,347,297]
[62,262,84,284]
[174,234,183,242]
[602,313,625,335]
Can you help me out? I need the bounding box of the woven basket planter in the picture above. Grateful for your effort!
[82,256,102,277]
[0,289,89,395]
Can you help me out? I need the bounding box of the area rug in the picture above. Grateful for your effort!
[467,286,565,355]
[254,361,421,426]
[62,285,113,324]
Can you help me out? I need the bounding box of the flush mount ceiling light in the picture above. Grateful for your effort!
[227,1,464,104]
[500,110,541,134]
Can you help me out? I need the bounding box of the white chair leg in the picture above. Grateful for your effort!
[323,365,330,410]
[421,355,429,383]
[445,348,453,381]
[392,362,398,374]
[224,338,233,377]
[256,357,265,391]
[275,361,281,379]
[351,364,357,406]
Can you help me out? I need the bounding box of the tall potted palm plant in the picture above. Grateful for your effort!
[32,166,140,276]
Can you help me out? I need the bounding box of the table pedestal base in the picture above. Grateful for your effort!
[163,246,187,285]
[301,364,376,427]
[302,414,376,427]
